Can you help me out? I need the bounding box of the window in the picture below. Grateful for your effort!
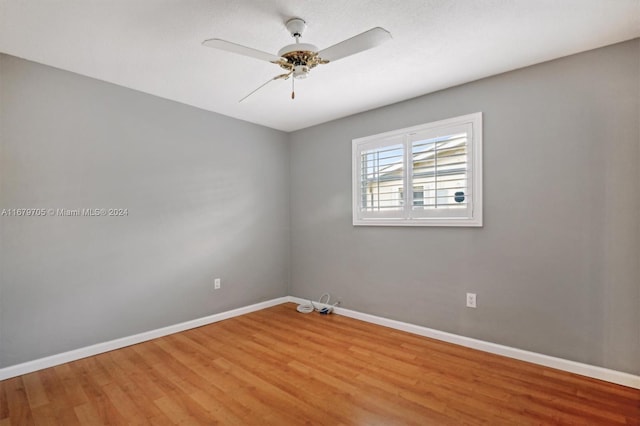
[352,112,482,226]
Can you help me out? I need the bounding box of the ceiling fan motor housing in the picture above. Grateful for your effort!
[277,17,324,78]
[277,45,324,78]
[277,43,319,58]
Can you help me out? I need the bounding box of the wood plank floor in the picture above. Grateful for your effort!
[1,303,639,425]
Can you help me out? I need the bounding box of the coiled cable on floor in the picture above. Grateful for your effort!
[296,302,314,313]
[297,293,339,314]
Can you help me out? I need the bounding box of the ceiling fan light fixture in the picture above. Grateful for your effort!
[293,65,310,79]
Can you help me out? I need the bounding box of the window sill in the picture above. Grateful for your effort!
[353,217,483,227]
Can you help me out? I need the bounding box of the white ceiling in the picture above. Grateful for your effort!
[1,1,639,132]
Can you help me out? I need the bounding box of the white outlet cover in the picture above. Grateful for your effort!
[466,293,477,308]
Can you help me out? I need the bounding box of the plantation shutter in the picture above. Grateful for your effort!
[352,112,482,226]
[409,123,473,219]
[355,136,405,219]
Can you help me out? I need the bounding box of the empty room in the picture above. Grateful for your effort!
[1,1,639,424]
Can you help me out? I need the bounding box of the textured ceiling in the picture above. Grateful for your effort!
[1,1,639,132]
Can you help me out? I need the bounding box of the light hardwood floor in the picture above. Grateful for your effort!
[1,303,639,425]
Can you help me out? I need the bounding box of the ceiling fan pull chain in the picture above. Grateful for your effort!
[291,77,295,100]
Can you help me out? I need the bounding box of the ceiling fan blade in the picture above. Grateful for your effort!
[318,27,391,62]
[239,72,293,103]
[202,38,282,63]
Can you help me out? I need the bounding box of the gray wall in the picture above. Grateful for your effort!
[289,40,640,374]
[2,39,639,376]
[0,54,290,367]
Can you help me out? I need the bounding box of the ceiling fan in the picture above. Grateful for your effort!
[202,18,391,102]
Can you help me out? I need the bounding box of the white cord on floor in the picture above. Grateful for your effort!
[297,293,339,314]
[296,302,314,313]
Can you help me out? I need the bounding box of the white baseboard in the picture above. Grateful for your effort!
[287,296,640,389]
[2,295,638,390]
[0,297,288,381]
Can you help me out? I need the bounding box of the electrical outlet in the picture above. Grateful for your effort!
[214,278,221,290]
[466,293,477,308]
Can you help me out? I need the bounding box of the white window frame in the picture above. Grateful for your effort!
[352,112,483,227]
